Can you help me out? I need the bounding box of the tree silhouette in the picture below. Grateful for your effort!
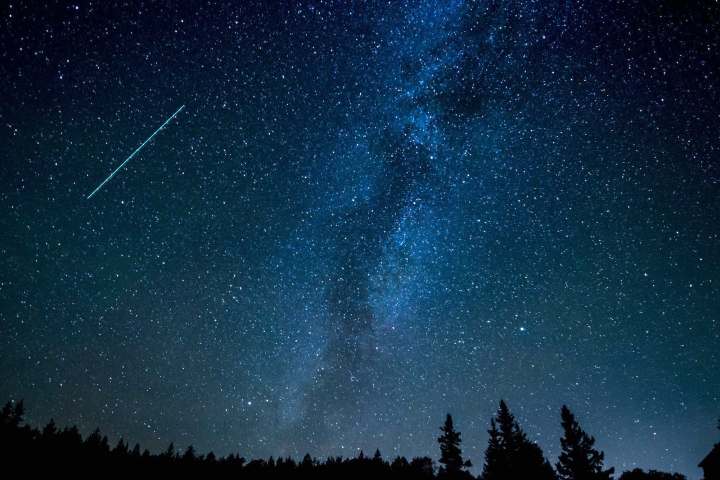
[437,414,472,479]
[375,448,384,462]
[183,444,197,462]
[482,418,506,480]
[557,405,614,480]
[0,398,696,480]
[85,427,110,456]
[481,400,556,480]
[162,441,176,459]
[411,456,436,479]
[113,437,129,456]
[42,418,57,439]
[0,400,24,429]
[618,469,686,480]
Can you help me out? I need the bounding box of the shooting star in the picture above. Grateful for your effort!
[86,104,186,199]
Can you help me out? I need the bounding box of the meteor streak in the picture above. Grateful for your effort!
[86,104,185,199]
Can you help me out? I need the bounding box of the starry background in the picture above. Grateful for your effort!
[1,0,719,478]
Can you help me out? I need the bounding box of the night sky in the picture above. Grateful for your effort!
[1,1,719,478]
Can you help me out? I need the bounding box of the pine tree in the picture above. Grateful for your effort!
[482,419,506,480]
[438,414,472,478]
[182,444,197,462]
[0,400,24,428]
[42,419,57,439]
[392,455,410,472]
[411,456,436,479]
[557,405,614,480]
[481,400,556,480]
[113,437,128,456]
[162,441,176,459]
[374,448,383,462]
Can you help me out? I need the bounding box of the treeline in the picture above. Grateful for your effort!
[0,399,691,479]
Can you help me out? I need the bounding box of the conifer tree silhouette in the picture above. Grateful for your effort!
[482,418,506,480]
[557,405,614,480]
[0,397,693,479]
[42,418,57,439]
[162,441,176,459]
[85,427,110,455]
[113,437,129,456]
[300,452,315,471]
[619,469,686,480]
[0,400,24,429]
[437,414,472,478]
[182,444,197,462]
[481,400,556,480]
[411,456,436,479]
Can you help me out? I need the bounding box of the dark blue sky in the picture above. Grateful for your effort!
[1,1,719,478]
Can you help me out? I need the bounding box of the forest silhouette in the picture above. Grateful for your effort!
[0,399,709,479]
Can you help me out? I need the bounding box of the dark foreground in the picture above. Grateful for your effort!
[0,400,701,480]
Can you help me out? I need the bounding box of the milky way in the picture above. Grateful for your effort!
[1,1,718,478]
